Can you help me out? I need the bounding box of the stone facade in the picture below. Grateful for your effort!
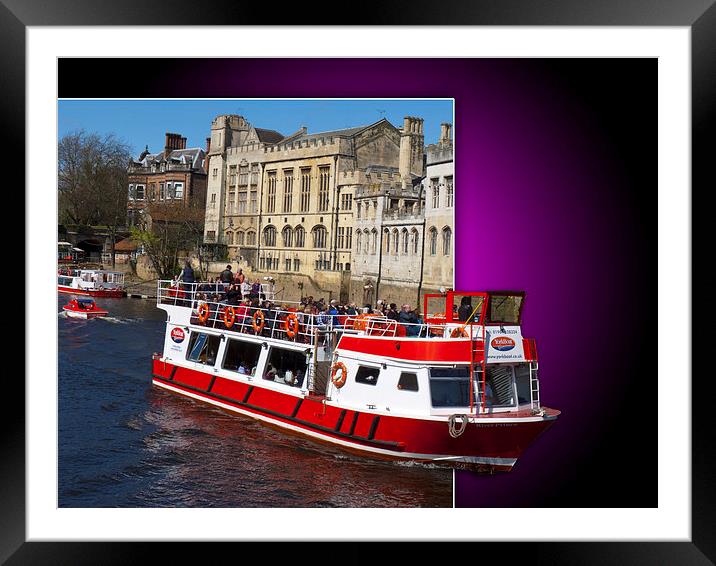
[350,121,454,310]
[203,114,424,302]
[202,113,454,307]
[422,123,454,295]
[127,132,207,227]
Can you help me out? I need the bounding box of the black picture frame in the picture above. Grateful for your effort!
[6,1,708,562]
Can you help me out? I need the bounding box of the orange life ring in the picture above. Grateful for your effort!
[450,326,469,338]
[331,361,348,388]
[284,313,299,338]
[252,310,265,333]
[352,313,379,331]
[197,302,210,323]
[223,306,236,328]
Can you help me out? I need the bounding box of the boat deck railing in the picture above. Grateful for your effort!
[156,280,475,343]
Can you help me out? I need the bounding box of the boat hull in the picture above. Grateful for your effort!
[151,358,558,471]
[58,285,125,298]
[63,307,108,319]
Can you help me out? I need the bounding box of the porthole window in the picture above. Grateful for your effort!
[397,372,419,391]
[355,365,380,386]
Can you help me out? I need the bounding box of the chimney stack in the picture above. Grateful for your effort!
[399,116,425,186]
[439,123,452,145]
[164,132,184,156]
[180,137,187,150]
[206,137,211,153]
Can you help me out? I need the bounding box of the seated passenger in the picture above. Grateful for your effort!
[263,364,277,381]
[284,368,295,385]
[241,280,252,299]
[226,284,242,305]
[235,299,250,329]
[386,303,400,321]
[400,305,421,337]
[316,306,330,330]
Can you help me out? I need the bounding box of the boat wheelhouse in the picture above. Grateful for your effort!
[62,297,109,319]
[57,268,125,298]
[151,282,559,471]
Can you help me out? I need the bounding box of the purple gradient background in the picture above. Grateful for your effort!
[59,57,656,507]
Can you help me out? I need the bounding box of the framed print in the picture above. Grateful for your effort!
[5,3,709,564]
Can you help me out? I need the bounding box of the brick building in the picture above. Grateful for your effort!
[127,132,208,227]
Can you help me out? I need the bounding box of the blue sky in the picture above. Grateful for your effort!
[58,99,454,157]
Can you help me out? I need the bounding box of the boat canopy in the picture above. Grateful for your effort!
[423,290,525,326]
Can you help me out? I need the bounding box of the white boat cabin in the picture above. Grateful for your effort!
[156,281,542,418]
[58,269,125,291]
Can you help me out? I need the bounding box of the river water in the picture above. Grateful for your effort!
[58,295,453,507]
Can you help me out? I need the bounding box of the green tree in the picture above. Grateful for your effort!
[130,201,205,280]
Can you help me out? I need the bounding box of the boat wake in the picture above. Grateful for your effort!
[58,311,138,324]
[101,316,130,324]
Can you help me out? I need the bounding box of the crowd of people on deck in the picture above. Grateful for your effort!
[166,261,431,339]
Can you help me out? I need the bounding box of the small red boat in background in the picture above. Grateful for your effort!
[63,298,109,319]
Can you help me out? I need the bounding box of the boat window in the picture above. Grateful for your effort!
[355,365,380,386]
[429,366,470,407]
[453,294,483,323]
[514,363,532,405]
[424,295,446,321]
[487,294,523,324]
[222,339,262,377]
[186,332,221,366]
[397,372,419,392]
[265,347,308,387]
[58,276,73,286]
[485,365,517,408]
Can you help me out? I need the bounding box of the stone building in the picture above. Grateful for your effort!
[421,123,454,295]
[350,121,454,309]
[127,132,208,227]
[203,114,424,302]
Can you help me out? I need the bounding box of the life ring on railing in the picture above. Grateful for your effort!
[197,302,210,323]
[223,306,236,328]
[284,313,299,338]
[353,313,379,331]
[331,361,348,388]
[450,327,469,338]
[252,310,265,333]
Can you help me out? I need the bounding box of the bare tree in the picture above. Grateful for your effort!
[58,130,131,265]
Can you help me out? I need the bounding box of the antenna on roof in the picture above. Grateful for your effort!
[377,109,386,119]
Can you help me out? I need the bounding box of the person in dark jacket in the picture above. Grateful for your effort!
[178,261,195,305]
[226,284,242,305]
[250,279,261,299]
[458,296,478,322]
[180,261,195,284]
[399,304,420,336]
[386,303,400,322]
[220,265,234,286]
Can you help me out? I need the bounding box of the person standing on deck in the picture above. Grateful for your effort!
[234,268,245,285]
[220,265,234,291]
[178,260,196,305]
[328,300,340,328]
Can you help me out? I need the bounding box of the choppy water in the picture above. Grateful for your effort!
[58,294,453,507]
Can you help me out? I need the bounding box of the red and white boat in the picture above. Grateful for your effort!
[58,268,125,298]
[151,283,559,472]
[63,298,109,319]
